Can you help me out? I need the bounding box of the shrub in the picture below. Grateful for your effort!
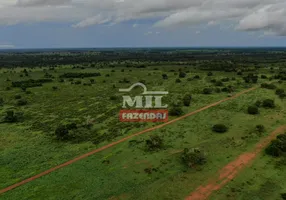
[276,89,285,95]
[248,106,259,115]
[179,71,187,78]
[212,124,228,133]
[14,95,22,100]
[221,77,230,82]
[215,81,224,86]
[175,79,181,83]
[16,99,28,106]
[110,96,117,101]
[146,135,163,151]
[262,99,275,108]
[255,100,262,107]
[183,94,192,106]
[55,125,70,141]
[207,72,213,76]
[279,93,286,99]
[265,134,286,157]
[162,74,168,80]
[52,86,58,90]
[261,83,276,90]
[169,106,184,116]
[181,148,207,168]
[281,193,286,200]
[0,97,3,106]
[256,125,265,133]
[215,88,221,93]
[261,75,268,79]
[2,111,23,123]
[202,88,212,95]
[193,75,200,79]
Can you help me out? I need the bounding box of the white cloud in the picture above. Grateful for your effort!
[0,0,285,36]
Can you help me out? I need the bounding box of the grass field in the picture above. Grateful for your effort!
[1,64,286,199]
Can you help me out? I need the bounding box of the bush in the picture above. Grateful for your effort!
[207,72,213,76]
[255,100,262,107]
[183,94,192,106]
[261,83,276,90]
[279,93,286,99]
[179,71,187,78]
[221,77,230,82]
[14,95,22,100]
[181,148,207,168]
[215,81,224,87]
[248,106,259,115]
[265,134,286,157]
[2,110,23,123]
[169,106,184,116]
[0,97,3,106]
[202,88,212,95]
[146,135,163,151]
[110,96,117,101]
[16,99,28,106]
[281,193,286,200]
[256,125,265,133]
[55,125,70,141]
[262,99,275,108]
[261,75,268,79]
[162,74,168,80]
[52,86,58,90]
[175,79,181,83]
[212,124,228,133]
[276,89,285,95]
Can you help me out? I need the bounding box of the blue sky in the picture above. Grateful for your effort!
[0,0,286,48]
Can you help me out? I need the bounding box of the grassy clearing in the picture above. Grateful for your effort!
[0,64,285,199]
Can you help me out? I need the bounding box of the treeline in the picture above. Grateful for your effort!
[12,79,53,88]
[59,72,101,79]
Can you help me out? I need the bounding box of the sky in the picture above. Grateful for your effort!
[0,0,286,48]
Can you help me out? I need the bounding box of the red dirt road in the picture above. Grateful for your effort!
[185,125,286,200]
[0,87,257,195]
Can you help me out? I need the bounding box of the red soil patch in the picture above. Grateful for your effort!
[0,87,257,195]
[185,125,286,200]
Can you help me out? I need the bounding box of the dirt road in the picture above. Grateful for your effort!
[185,125,286,200]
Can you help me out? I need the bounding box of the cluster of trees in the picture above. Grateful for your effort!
[243,73,258,83]
[11,79,53,88]
[248,99,275,115]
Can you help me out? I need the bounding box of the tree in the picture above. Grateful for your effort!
[146,135,163,151]
[179,71,187,78]
[262,99,275,108]
[212,124,228,133]
[248,106,259,115]
[162,74,168,80]
[3,111,23,123]
[17,99,28,106]
[176,79,181,83]
[183,94,192,106]
[0,97,3,106]
[55,125,70,141]
[169,106,184,116]
[181,148,207,168]
[202,88,212,95]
